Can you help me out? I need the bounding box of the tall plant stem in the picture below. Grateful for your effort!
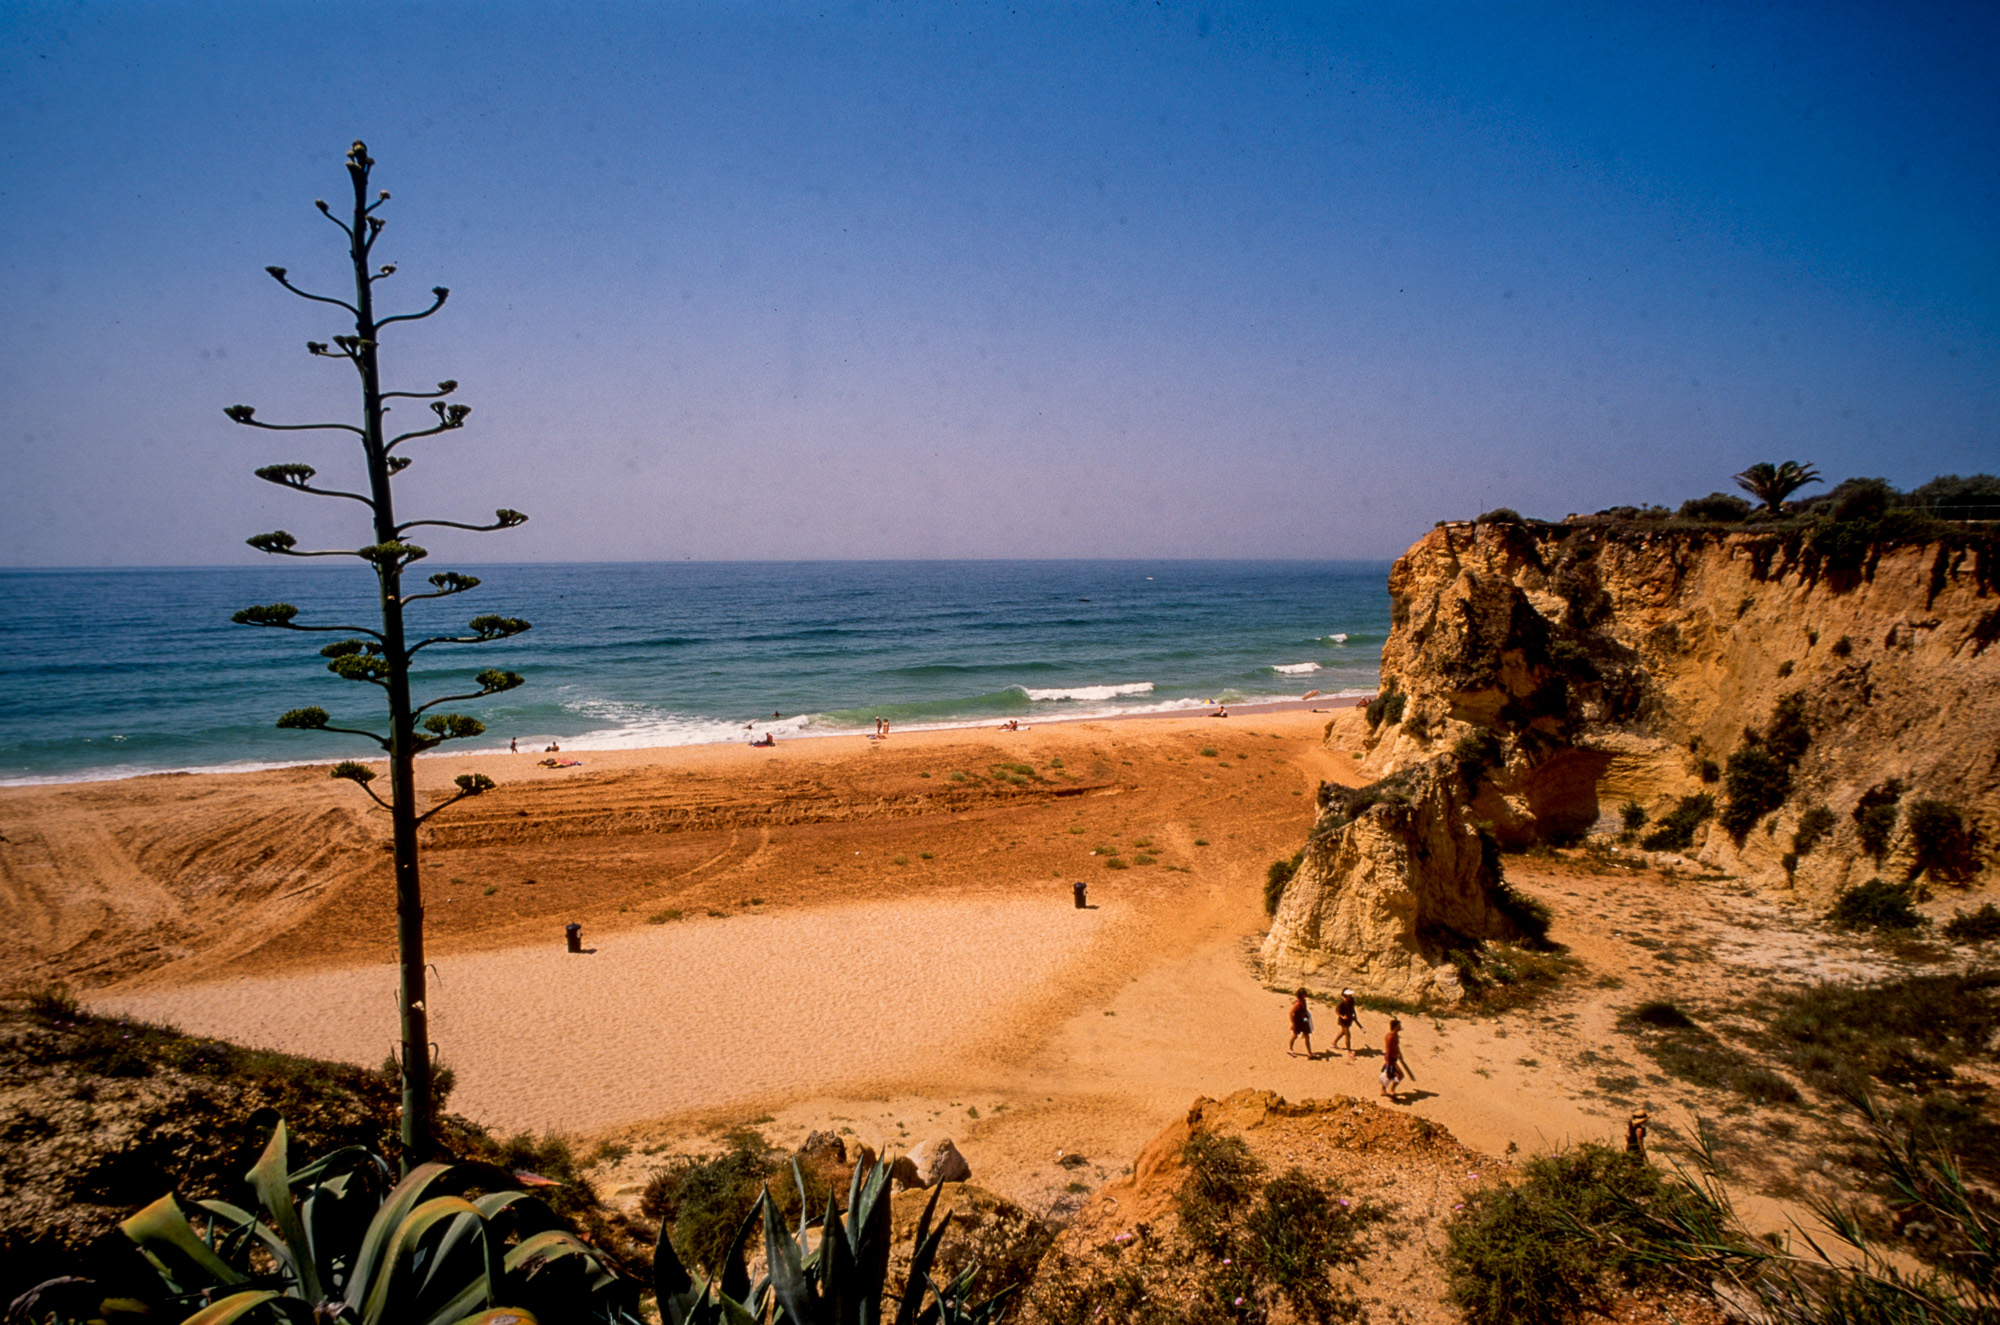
[343,150,433,1169]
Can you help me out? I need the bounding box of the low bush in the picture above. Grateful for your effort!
[1619,801,1647,834]
[1174,1130,1264,1253]
[1616,1001,1800,1104]
[1854,780,1903,859]
[1677,491,1753,522]
[1792,804,1837,855]
[1639,794,1712,851]
[1264,850,1305,916]
[1243,1167,1385,1322]
[1907,798,1980,882]
[1944,904,2000,943]
[1476,507,1524,524]
[1719,745,1791,839]
[1443,1145,1672,1325]
[640,1127,791,1274]
[1719,693,1811,840]
[1827,878,1924,932]
[1365,689,1407,728]
[1622,999,1697,1030]
[1453,728,1506,794]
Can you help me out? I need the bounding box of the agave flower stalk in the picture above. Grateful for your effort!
[226,143,530,1168]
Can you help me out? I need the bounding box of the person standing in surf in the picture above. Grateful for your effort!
[1288,987,1315,1059]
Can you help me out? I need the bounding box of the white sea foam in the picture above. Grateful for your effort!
[1322,633,1350,644]
[1271,662,1321,675]
[1017,682,1155,702]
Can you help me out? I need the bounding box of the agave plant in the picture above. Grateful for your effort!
[39,1120,637,1325]
[653,1159,1014,1325]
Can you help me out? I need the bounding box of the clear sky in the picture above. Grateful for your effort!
[2,1,1994,564]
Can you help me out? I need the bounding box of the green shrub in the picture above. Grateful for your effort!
[1764,691,1811,765]
[1720,745,1791,839]
[1907,799,1980,882]
[1854,781,1903,859]
[1827,878,1924,932]
[1492,883,1554,948]
[640,1127,784,1274]
[1944,904,2000,943]
[1476,507,1524,524]
[1677,491,1753,522]
[1365,689,1407,727]
[1792,805,1837,855]
[1639,794,1712,851]
[1263,850,1304,915]
[1696,757,1720,783]
[1243,1168,1384,1322]
[1175,1130,1264,1253]
[1766,972,2000,1128]
[1199,746,1219,757]
[1443,1145,1671,1325]
[1720,693,1812,840]
[1619,802,1647,834]
[1832,634,1853,657]
[1622,1000,1697,1030]
[1453,728,1505,794]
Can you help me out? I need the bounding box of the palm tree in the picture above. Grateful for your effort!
[1733,460,1822,513]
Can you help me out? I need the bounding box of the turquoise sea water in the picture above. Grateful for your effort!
[0,561,1389,784]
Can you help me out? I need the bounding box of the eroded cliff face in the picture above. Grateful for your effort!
[1356,520,2000,895]
[1260,759,1523,1000]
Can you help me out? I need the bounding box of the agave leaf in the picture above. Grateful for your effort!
[247,1121,325,1303]
[653,1218,701,1325]
[474,1191,565,1239]
[891,1185,950,1325]
[762,1193,815,1324]
[846,1161,894,1318]
[440,1312,538,1325]
[194,1200,290,1271]
[346,1163,517,1311]
[177,1289,314,1325]
[291,1144,394,1189]
[121,1195,250,1293]
[357,1196,491,1325]
[415,1203,505,1325]
[718,1193,763,1305]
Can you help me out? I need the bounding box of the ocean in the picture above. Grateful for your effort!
[0,561,1389,785]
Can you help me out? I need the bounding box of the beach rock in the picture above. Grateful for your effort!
[1261,758,1521,1000]
[907,1138,971,1187]
[796,1130,846,1164]
[1356,519,2000,895]
[886,1155,923,1190]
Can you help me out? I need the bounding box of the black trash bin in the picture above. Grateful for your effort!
[565,921,583,952]
[1072,881,1088,909]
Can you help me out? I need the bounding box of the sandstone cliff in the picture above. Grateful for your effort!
[1355,518,1999,896]
[1260,758,1533,1000]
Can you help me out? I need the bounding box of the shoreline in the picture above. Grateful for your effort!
[0,692,1375,790]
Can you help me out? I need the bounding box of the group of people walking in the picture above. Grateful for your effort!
[1288,986,1415,1099]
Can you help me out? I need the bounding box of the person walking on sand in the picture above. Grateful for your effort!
[1333,988,1364,1060]
[1626,1110,1648,1159]
[1287,987,1316,1059]
[510,737,518,754]
[1380,1018,1416,1098]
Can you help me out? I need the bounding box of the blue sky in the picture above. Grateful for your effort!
[2,1,1994,563]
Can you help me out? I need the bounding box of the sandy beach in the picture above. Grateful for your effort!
[2,700,1854,1217]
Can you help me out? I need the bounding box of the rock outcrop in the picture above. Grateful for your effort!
[1357,518,2000,895]
[1260,758,1530,1000]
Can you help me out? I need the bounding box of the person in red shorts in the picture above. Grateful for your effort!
[1288,987,1315,1059]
